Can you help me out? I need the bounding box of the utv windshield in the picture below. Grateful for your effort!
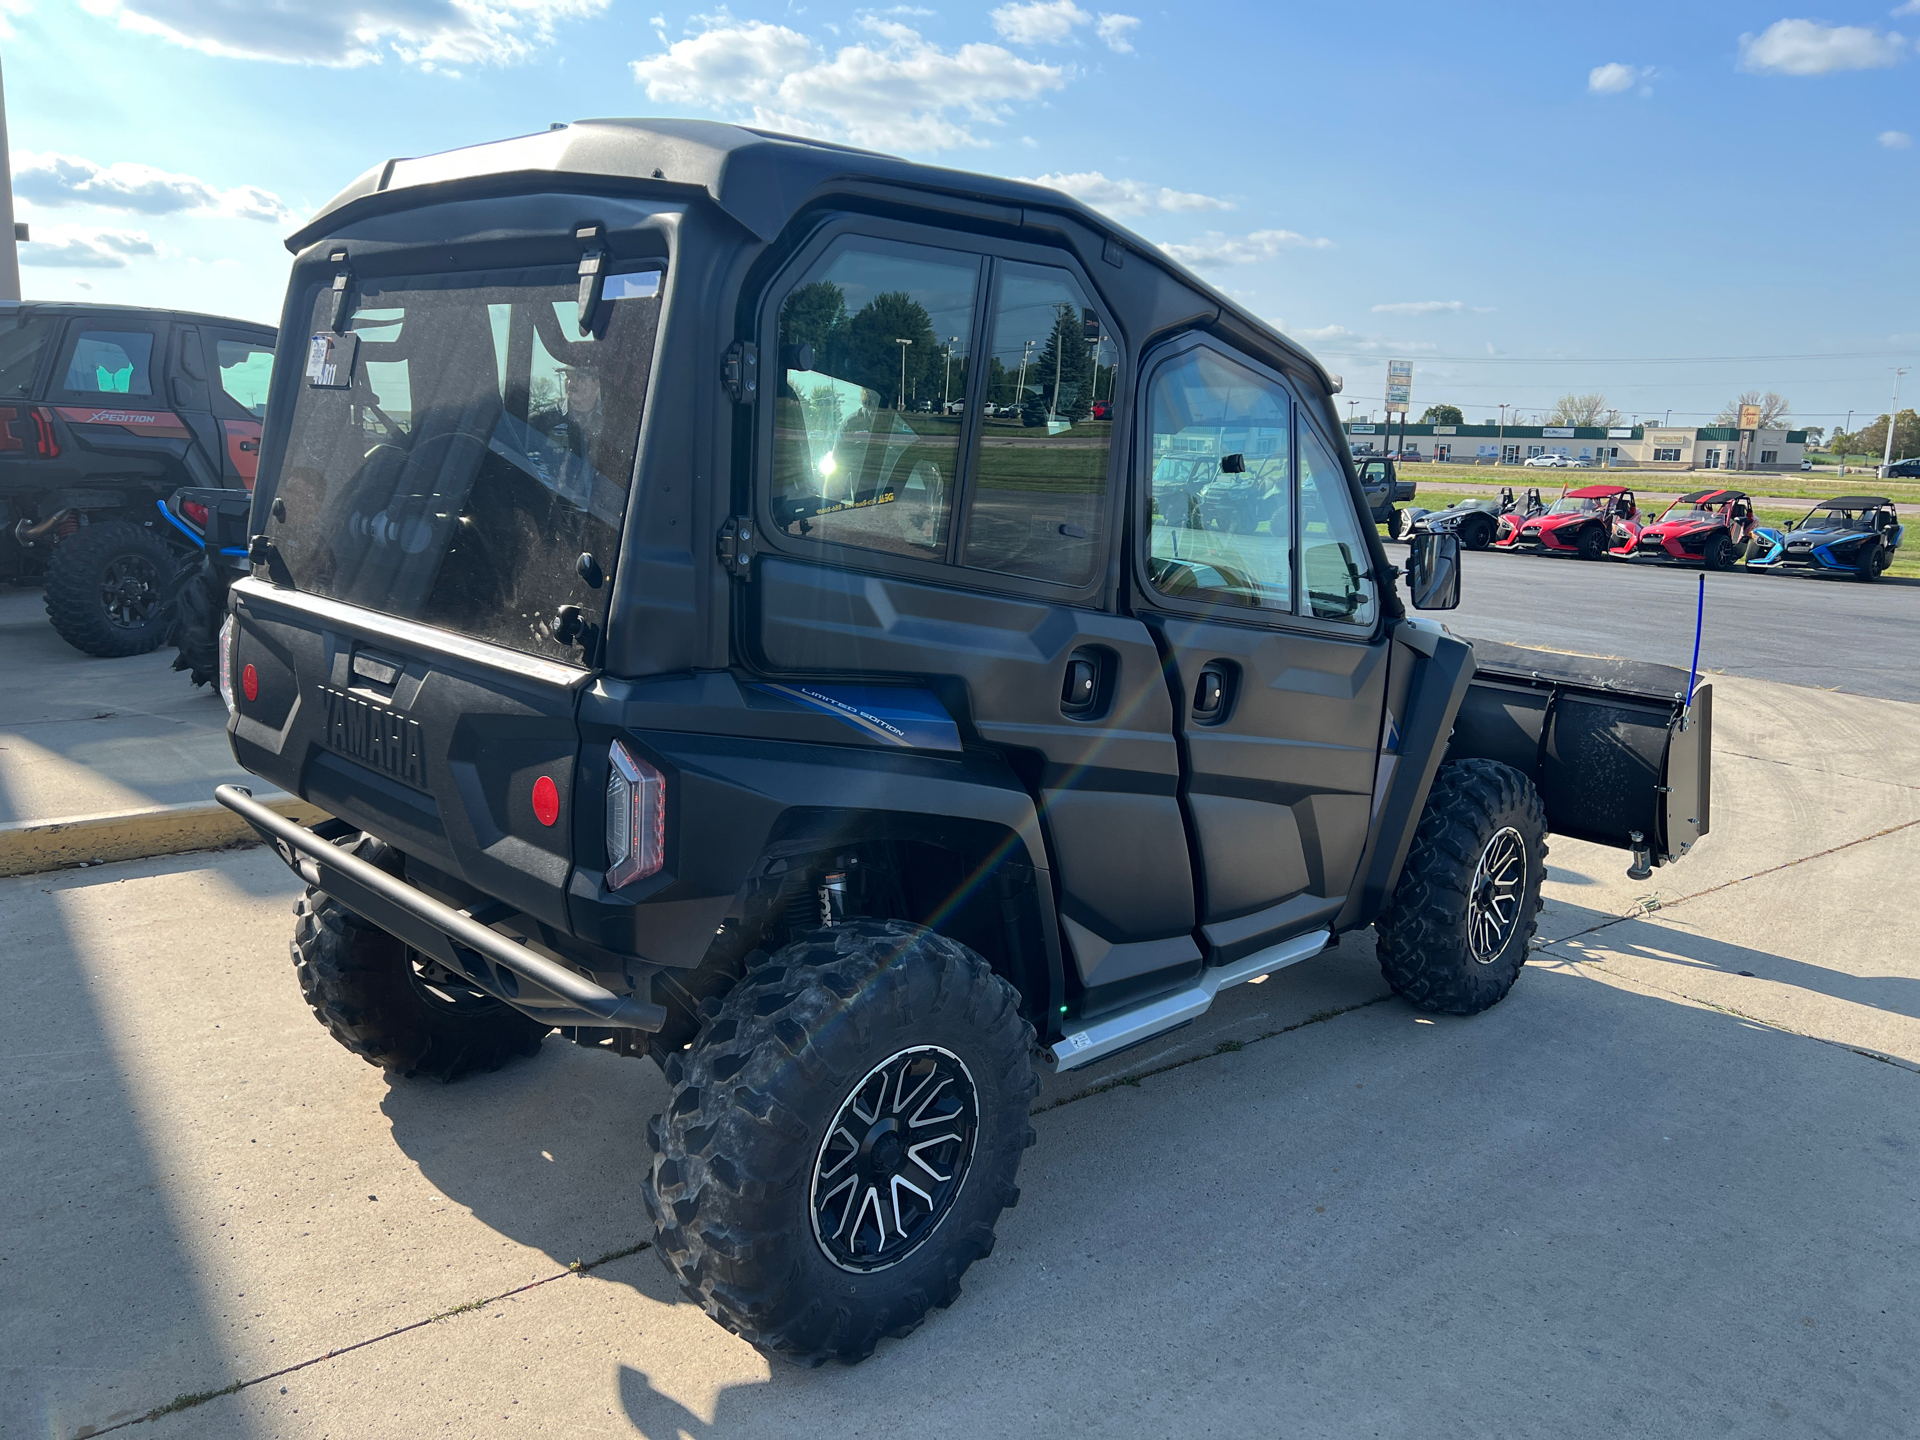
[265,265,662,663]
[1546,497,1599,515]
[1797,507,1868,533]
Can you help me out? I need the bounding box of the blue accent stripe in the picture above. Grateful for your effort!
[155,499,204,549]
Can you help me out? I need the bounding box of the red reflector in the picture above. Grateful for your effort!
[532,775,560,827]
[241,663,259,703]
[183,500,210,527]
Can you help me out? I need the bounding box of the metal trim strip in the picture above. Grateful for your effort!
[231,577,591,690]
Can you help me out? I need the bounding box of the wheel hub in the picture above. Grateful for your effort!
[810,1045,978,1273]
[100,555,161,628]
[1468,826,1526,964]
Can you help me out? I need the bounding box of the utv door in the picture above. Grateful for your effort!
[1137,339,1389,963]
[750,227,1203,1015]
[235,259,666,938]
[47,317,217,486]
[203,327,275,489]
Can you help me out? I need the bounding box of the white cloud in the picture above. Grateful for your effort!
[1021,170,1232,216]
[1588,62,1648,94]
[1893,0,1920,15]
[991,0,1086,45]
[14,152,292,222]
[631,18,1067,152]
[0,0,29,41]
[1284,323,1434,354]
[1882,129,1914,148]
[77,0,607,69]
[1158,229,1332,267]
[1372,300,1466,316]
[1095,13,1139,51]
[989,1,1139,51]
[1737,19,1906,75]
[19,225,159,269]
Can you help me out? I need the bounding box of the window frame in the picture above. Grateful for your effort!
[752,215,1125,609]
[1132,332,1385,644]
[49,318,167,404]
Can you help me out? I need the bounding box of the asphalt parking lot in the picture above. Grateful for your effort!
[4,568,1919,1438]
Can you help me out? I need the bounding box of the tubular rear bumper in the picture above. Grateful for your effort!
[216,784,666,1031]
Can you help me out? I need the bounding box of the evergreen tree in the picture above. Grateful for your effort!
[846,291,938,408]
[1030,303,1095,424]
[780,281,847,371]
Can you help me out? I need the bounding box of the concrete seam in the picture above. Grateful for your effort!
[79,1240,653,1437]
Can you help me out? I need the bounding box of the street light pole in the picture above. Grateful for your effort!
[1014,339,1035,417]
[1883,368,1909,476]
[895,338,913,413]
[1840,409,1852,476]
[942,336,959,409]
[0,51,21,303]
[1497,403,1508,465]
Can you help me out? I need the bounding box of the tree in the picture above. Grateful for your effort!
[1420,404,1464,425]
[844,290,938,408]
[1800,425,1825,445]
[1025,302,1095,424]
[1714,390,1791,428]
[1846,410,1920,464]
[780,281,848,368]
[1547,393,1620,427]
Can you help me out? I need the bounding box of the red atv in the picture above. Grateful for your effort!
[1617,488,1755,570]
[1494,483,1639,560]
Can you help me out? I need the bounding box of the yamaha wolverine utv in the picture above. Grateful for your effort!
[216,120,1713,1365]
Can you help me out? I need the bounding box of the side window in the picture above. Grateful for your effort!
[62,328,155,396]
[1298,425,1379,627]
[1145,346,1292,611]
[215,339,274,417]
[770,241,979,560]
[0,312,52,398]
[958,264,1116,585]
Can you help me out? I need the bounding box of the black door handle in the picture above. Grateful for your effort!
[1061,656,1098,715]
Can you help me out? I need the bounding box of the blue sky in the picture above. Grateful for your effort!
[5,0,1915,428]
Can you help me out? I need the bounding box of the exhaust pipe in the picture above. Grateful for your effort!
[13,508,77,547]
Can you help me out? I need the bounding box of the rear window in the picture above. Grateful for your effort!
[64,329,154,395]
[0,312,51,398]
[265,265,662,662]
[216,339,274,417]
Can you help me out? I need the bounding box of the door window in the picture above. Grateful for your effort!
[1298,426,1379,627]
[215,339,273,417]
[0,312,52,398]
[770,241,979,560]
[959,263,1115,585]
[62,329,155,396]
[1145,346,1292,611]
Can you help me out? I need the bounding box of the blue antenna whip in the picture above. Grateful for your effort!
[1685,573,1704,712]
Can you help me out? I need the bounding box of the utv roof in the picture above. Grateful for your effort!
[1675,488,1747,505]
[1817,495,1892,509]
[1566,484,1631,499]
[285,116,1341,395]
[0,299,274,332]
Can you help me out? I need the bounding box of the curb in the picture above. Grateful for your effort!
[0,794,332,878]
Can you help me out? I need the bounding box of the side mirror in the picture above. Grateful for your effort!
[1406,529,1461,610]
[1219,452,1246,473]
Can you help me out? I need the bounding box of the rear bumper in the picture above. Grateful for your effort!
[215,784,666,1031]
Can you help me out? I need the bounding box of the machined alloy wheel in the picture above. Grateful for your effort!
[1467,826,1526,963]
[811,1045,979,1273]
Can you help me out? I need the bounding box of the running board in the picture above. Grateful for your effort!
[1042,929,1331,1073]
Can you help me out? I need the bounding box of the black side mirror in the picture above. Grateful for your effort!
[1407,529,1462,610]
[1219,453,1246,473]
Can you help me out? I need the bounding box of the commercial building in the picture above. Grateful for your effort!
[1343,422,1809,472]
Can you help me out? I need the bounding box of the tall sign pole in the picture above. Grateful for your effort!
[0,49,21,302]
[1884,368,1909,476]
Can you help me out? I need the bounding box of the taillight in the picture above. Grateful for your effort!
[0,406,61,458]
[605,738,665,887]
[182,500,210,527]
[218,616,236,714]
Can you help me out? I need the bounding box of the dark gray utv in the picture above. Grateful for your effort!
[215,119,1713,1365]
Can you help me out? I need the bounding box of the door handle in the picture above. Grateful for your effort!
[1061,656,1098,715]
[239,440,259,453]
[1191,661,1234,723]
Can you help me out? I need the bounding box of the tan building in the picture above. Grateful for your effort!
[1344,422,1809,472]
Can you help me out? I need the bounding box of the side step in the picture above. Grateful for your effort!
[1042,929,1330,1073]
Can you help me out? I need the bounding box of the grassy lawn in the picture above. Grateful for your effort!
[1377,490,1918,580]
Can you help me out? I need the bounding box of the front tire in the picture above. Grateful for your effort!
[1576,524,1607,561]
[1703,532,1735,571]
[290,852,549,1080]
[1386,507,1405,540]
[1461,515,1496,551]
[645,920,1037,1365]
[1856,543,1884,582]
[1374,759,1548,1015]
[43,519,173,657]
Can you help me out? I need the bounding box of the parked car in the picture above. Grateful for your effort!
[1883,457,1920,480]
[213,118,1716,1368]
[1747,496,1903,581]
[1494,483,1640,559]
[0,301,273,665]
[1521,452,1571,468]
[1620,488,1755,570]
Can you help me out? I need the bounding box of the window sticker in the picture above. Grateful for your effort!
[305,331,359,388]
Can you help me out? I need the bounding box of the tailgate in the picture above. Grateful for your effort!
[226,577,588,929]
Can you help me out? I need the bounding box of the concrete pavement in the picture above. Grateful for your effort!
[4,670,1916,1438]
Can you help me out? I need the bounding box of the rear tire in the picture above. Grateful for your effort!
[43,519,173,657]
[165,553,231,687]
[290,848,549,1081]
[1576,525,1607,561]
[1374,759,1548,1015]
[645,920,1037,1366]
